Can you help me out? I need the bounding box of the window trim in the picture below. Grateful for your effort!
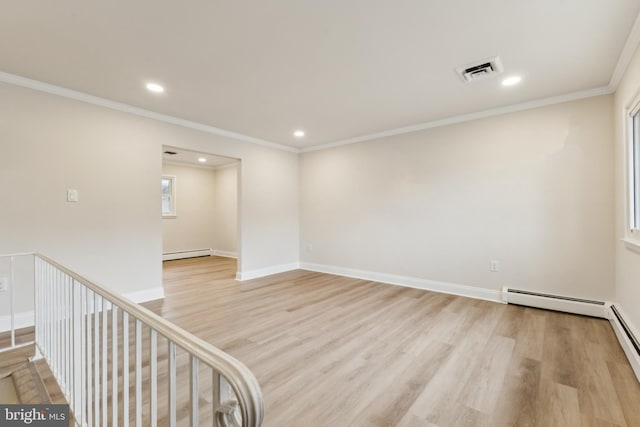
[162,175,177,218]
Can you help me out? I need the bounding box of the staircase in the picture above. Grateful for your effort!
[0,345,53,405]
[0,252,264,426]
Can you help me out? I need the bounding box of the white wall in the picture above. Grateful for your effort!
[0,82,162,301]
[162,163,217,254]
[300,95,614,300]
[0,81,299,319]
[613,43,640,334]
[214,164,238,256]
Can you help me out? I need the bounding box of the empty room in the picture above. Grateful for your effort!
[1,1,640,426]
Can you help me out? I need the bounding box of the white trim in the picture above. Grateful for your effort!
[235,263,300,281]
[214,162,240,171]
[163,159,239,171]
[162,249,212,261]
[0,70,622,156]
[212,250,238,259]
[301,86,612,153]
[0,310,34,332]
[609,11,640,90]
[0,287,164,332]
[298,262,502,303]
[0,70,298,154]
[124,286,166,303]
[502,287,609,318]
[622,237,640,254]
[608,305,640,381]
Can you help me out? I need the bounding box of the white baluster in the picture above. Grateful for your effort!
[168,342,176,427]
[191,356,199,427]
[135,320,142,427]
[123,312,129,427]
[113,305,118,427]
[150,330,158,427]
[80,285,87,427]
[102,299,108,427]
[95,294,101,427]
[73,280,83,422]
[87,289,93,427]
[9,256,15,347]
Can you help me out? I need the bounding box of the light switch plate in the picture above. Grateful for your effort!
[67,189,78,202]
[0,277,7,292]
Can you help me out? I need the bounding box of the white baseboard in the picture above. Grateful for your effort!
[0,311,34,332]
[212,250,238,259]
[608,305,640,382]
[0,286,164,332]
[163,249,212,261]
[124,286,165,303]
[236,263,300,281]
[298,262,502,303]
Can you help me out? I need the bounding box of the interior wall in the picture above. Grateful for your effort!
[300,95,615,300]
[0,82,162,300]
[0,81,299,318]
[613,43,640,334]
[162,163,217,254]
[214,164,238,256]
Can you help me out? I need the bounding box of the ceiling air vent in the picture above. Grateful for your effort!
[456,56,504,82]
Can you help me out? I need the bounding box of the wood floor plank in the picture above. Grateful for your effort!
[153,257,640,427]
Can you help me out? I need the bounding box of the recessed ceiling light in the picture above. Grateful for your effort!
[293,130,305,138]
[146,82,165,93]
[502,76,522,87]
[197,157,207,163]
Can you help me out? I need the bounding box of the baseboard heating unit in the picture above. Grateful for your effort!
[162,249,212,261]
[502,287,608,318]
[609,305,640,380]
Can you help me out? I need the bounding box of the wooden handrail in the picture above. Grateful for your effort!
[36,252,264,426]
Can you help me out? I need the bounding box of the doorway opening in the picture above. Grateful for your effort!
[161,146,241,279]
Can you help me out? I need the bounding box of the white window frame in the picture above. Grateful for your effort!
[162,175,177,218]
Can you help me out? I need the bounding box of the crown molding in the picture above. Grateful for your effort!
[609,11,640,91]
[301,86,613,153]
[0,69,624,156]
[0,71,298,153]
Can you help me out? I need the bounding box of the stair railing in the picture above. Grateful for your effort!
[31,252,263,427]
[0,252,35,353]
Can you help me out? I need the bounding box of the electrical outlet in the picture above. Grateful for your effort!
[0,277,8,292]
[490,260,500,272]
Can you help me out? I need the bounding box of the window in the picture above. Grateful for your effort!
[162,175,176,217]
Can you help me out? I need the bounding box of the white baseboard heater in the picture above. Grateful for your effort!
[609,305,640,380]
[502,287,608,318]
[162,249,212,261]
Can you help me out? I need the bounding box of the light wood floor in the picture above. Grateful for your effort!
[148,256,640,427]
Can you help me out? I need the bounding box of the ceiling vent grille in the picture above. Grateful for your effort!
[456,56,504,82]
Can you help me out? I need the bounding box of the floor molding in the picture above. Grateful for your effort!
[0,287,165,332]
[608,305,640,381]
[299,262,502,303]
[124,286,166,304]
[236,263,300,281]
[212,250,238,259]
[0,311,34,332]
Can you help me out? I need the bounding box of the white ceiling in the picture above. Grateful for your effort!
[1,1,639,149]
[162,147,238,169]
